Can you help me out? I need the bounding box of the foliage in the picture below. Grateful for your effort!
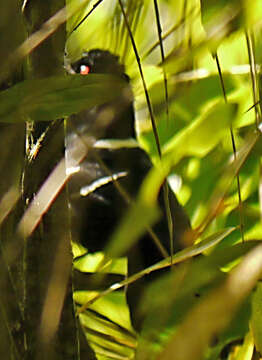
[0,0,262,359]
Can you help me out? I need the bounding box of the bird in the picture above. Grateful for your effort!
[66,49,191,331]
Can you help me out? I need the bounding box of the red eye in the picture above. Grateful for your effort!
[80,65,90,75]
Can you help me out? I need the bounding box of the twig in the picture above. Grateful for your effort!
[245,29,261,128]
[215,53,244,242]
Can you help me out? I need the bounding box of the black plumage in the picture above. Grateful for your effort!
[67,49,191,330]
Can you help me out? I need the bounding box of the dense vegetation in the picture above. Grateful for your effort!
[0,0,262,359]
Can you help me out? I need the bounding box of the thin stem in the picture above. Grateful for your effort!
[153,0,169,123]
[215,53,245,242]
[153,0,173,258]
[142,6,198,60]
[215,54,227,103]
[118,0,178,265]
[71,0,105,34]
[245,29,261,129]
[118,0,162,158]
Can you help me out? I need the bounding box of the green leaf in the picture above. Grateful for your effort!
[153,244,262,360]
[243,0,262,27]
[75,292,135,359]
[200,0,244,55]
[0,74,131,123]
[139,102,237,205]
[136,240,260,360]
[74,252,127,275]
[140,235,256,319]
[233,331,254,360]
[204,301,251,360]
[163,102,237,159]
[250,281,262,353]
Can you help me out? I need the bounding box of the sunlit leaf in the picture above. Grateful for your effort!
[140,102,237,205]
[232,331,254,360]
[140,236,256,318]
[74,252,127,275]
[79,228,237,313]
[75,291,135,359]
[250,281,262,354]
[163,102,237,158]
[200,0,244,55]
[243,0,262,28]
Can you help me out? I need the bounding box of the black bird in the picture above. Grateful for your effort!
[67,49,191,331]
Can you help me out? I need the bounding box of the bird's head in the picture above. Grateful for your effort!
[71,49,128,81]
